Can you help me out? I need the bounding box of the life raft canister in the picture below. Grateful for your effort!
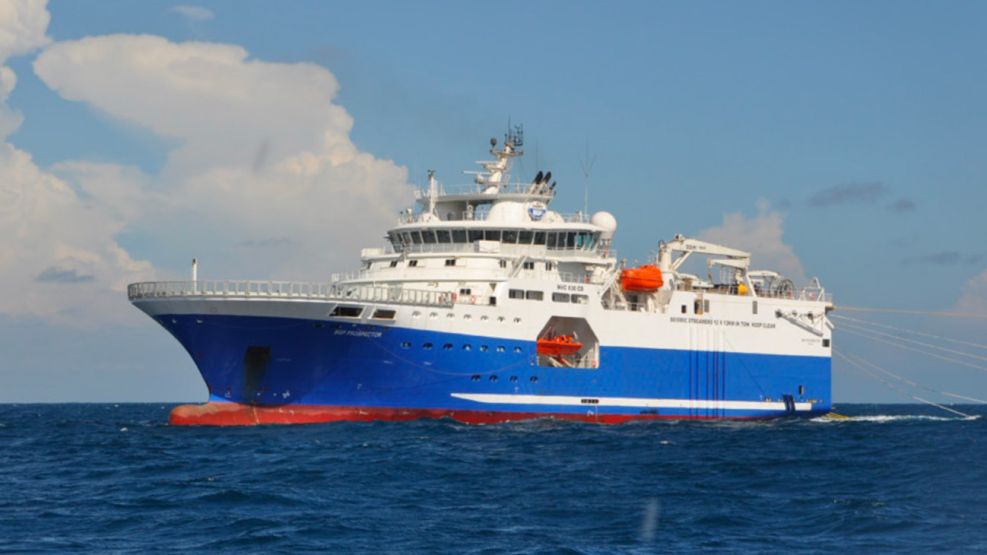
[620,264,664,292]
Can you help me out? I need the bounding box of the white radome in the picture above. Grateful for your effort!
[591,211,618,239]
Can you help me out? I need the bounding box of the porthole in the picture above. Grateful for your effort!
[463,344,472,351]
[443,343,453,350]
[400,341,411,349]
[513,346,522,353]
[480,345,489,352]
[530,376,539,383]
[471,375,481,381]
[496,346,505,353]
[510,376,518,383]
[423,342,433,350]
[489,375,498,382]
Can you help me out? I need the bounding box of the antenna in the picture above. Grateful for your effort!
[579,139,596,215]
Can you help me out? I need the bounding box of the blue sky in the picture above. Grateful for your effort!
[1,0,986,403]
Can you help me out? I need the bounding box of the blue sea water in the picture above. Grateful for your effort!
[1,404,985,553]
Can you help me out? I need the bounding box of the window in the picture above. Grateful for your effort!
[371,309,396,320]
[463,344,472,351]
[525,290,544,301]
[571,294,588,304]
[459,288,472,295]
[499,260,507,268]
[705,300,710,312]
[509,289,525,299]
[545,262,554,271]
[489,297,496,306]
[489,375,498,382]
[389,260,398,268]
[480,345,489,352]
[522,261,535,270]
[444,258,456,267]
[681,304,687,314]
[400,341,411,349]
[496,346,506,353]
[408,260,419,267]
[553,292,571,303]
[694,300,702,315]
[752,301,758,315]
[513,347,523,353]
[471,374,481,381]
[823,339,831,348]
[510,376,518,383]
[330,305,363,318]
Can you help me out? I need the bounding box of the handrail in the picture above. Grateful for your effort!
[127,280,455,307]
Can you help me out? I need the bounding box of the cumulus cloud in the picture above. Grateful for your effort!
[955,268,987,315]
[0,2,153,325]
[34,34,411,281]
[170,5,214,22]
[699,201,808,285]
[808,182,885,208]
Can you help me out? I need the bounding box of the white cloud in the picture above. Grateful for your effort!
[955,268,987,315]
[34,34,411,281]
[698,201,808,285]
[0,2,153,326]
[170,5,214,22]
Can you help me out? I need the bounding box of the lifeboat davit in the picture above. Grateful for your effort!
[536,335,583,357]
[620,264,664,292]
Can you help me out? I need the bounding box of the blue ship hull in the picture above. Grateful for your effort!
[156,313,831,424]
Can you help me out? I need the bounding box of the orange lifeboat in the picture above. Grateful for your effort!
[620,264,664,292]
[536,335,583,357]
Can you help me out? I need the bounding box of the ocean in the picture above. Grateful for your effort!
[1,404,985,553]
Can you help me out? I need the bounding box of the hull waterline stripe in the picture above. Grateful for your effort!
[450,393,813,411]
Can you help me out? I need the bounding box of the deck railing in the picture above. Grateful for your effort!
[127,280,455,307]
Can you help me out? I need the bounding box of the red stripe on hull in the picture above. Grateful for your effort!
[169,402,771,426]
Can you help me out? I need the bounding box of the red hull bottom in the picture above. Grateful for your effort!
[169,402,767,426]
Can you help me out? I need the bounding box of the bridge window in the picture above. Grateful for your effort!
[469,229,484,242]
[503,230,518,243]
[547,233,558,248]
[436,230,451,243]
[519,231,533,244]
[421,230,436,244]
[534,232,546,245]
[525,290,544,301]
[484,229,501,241]
[410,231,423,244]
[452,229,467,243]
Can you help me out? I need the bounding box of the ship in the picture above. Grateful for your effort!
[128,126,834,425]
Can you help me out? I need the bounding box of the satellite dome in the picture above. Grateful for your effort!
[591,211,618,239]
